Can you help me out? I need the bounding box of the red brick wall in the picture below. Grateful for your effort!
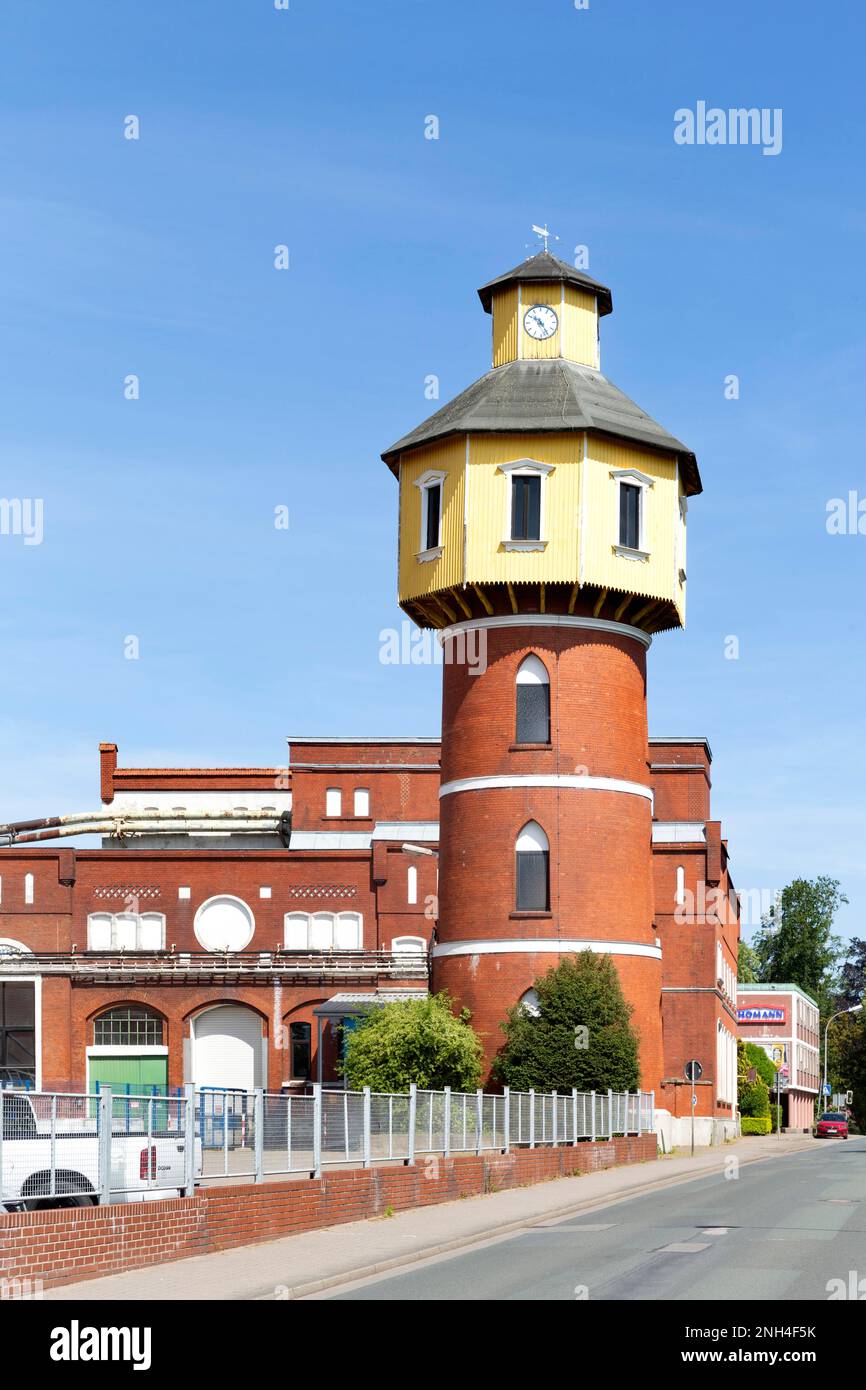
[0,1135,656,1291]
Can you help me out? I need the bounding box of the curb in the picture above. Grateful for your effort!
[256,1138,818,1301]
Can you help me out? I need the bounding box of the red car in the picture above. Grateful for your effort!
[816,1111,849,1139]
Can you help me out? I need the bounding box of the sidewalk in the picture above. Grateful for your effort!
[44,1133,817,1301]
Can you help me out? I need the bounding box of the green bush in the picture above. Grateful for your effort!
[739,1078,771,1119]
[741,1116,772,1136]
[341,992,484,1091]
[494,953,641,1092]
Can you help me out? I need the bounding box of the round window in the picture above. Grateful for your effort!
[194,896,255,952]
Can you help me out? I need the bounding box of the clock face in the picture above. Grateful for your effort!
[523,304,559,341]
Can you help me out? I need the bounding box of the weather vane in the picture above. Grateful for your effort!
[529,223,559,254]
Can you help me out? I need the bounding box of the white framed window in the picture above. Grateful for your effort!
[407,864,418,905]
[24,873,34,905]
[611,467,654,561]
[259,886,272,899]
[283,911,363,951]
[497,459,553,551]
[194,895,255,952]
[87,912,166,951]
[391,935,427,954]
[178,886,191,900]
[519,987,541,1018]
[515,820,550,912]
[675,865,685,906]
[516,654,550,744]
[325,787,342,817]
[414,469,447,561]
[353,787,370,817]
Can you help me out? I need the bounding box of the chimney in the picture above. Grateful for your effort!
[99,743,118,804]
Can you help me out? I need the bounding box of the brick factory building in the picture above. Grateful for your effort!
[0,252,741,1144]
[737,983,821,1132]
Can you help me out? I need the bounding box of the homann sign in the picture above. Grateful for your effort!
[737,1007,786,1023]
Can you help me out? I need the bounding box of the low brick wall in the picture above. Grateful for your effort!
[0,1134,656,1291]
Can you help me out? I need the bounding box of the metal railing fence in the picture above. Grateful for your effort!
[2,1084,654,1205]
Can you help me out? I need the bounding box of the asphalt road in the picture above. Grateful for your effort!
[322,1138,866,1300]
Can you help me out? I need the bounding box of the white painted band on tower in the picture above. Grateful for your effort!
[438,613,652,649]
[431,938,662,960]
[439,773,653,804]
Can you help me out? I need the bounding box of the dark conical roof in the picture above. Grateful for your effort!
[477,250,613,316]
[381,359,701,495]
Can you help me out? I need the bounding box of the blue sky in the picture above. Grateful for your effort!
[1,1,864,942]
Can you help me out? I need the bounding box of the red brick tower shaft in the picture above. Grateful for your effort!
[431,616,662,1089]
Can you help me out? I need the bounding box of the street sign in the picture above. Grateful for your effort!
[692,1093,697,1107]
[684,1059,703,1082]
[823,1083,832,1096]
[781,1064,789,1077]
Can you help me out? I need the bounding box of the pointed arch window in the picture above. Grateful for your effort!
[516,654,550,744]
[515,821,549,912]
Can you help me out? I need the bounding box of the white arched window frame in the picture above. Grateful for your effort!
[87,912,166,951]
[519,987,541,1018]
[611,467,654,561]
[24,873,34,905]
[407,864,418,905]
[194,895,255,953]
[515,820,550,912]
[283,911,363,951]
[414,469,447,562]
[515,654,551,744]
[391,935,427,955]
[353,787,370,817]
[675,865,686,906]
[497,459,554,551]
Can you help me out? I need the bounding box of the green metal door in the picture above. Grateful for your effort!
[89,1055,168,1093]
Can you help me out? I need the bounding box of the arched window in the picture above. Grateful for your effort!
[519,987,541,1018]
[407,865,418,905]
[24,873,34,905]
[515,821,549,912]
[87,912,165,951]
[515,655,550,744]
[93,1006,164,1047]
[283,911,363,951]
[392,935,427,955]
[675,865,685,907]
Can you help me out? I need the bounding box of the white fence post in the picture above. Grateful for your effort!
[254,1089,264,1183]
[444,1085,451,1158]
[650,1089,655,1134]
[503,1087,511,1154]
[312,1083,322,1179]
[572,1088,578,1146]
[98,1086,112,1206]
[363,1086,372,1168]
[636,1090,641,1137]
[529,1089,536,1149]
[590,1090,596,1143]
[408,1083,417,1166]
[184,1084,196,1196]
[607,1088,613,1139]
[475,1089,483,1156]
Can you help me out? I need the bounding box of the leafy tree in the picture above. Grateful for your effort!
[494,953,640,1092]
[836,937,866,1012]
[832,1011,866,1128]
[742,1041,776,1090]
[737,1039,771,1119]
[737,938,760,984]
[752,876,846,1017]
[341,992,483,1092]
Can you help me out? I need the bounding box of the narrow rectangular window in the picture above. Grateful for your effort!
[325,787,342,817]
[290,1022,311,1080]
[24,873,34,905]
[511,475,541,540]
[353,787,370,817]
[424,483,441,551]
[516,851,549,911]
[619,482,641,550]
[516,685,550,744]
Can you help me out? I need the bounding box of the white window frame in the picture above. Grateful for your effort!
[497,459,554,551]
[407,864,418,905]
[87,911,166,951]
[325,787,342,817]
[353,787,370,818]
[391,935,427,955]
[24,872,34,905]
[283,911,363,951]
[611,467,653,561]
[193,895,255,952]
[414,469,447,562]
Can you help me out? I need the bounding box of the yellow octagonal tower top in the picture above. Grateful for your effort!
[383,251,702,637]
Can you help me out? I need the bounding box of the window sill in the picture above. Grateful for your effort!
[509,742,553,752]
[613,544,650,563]
[416,546,443,563]
[509,911,553,920]
[502,539,547,552]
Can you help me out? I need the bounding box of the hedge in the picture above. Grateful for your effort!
[741,1116,772,1135]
